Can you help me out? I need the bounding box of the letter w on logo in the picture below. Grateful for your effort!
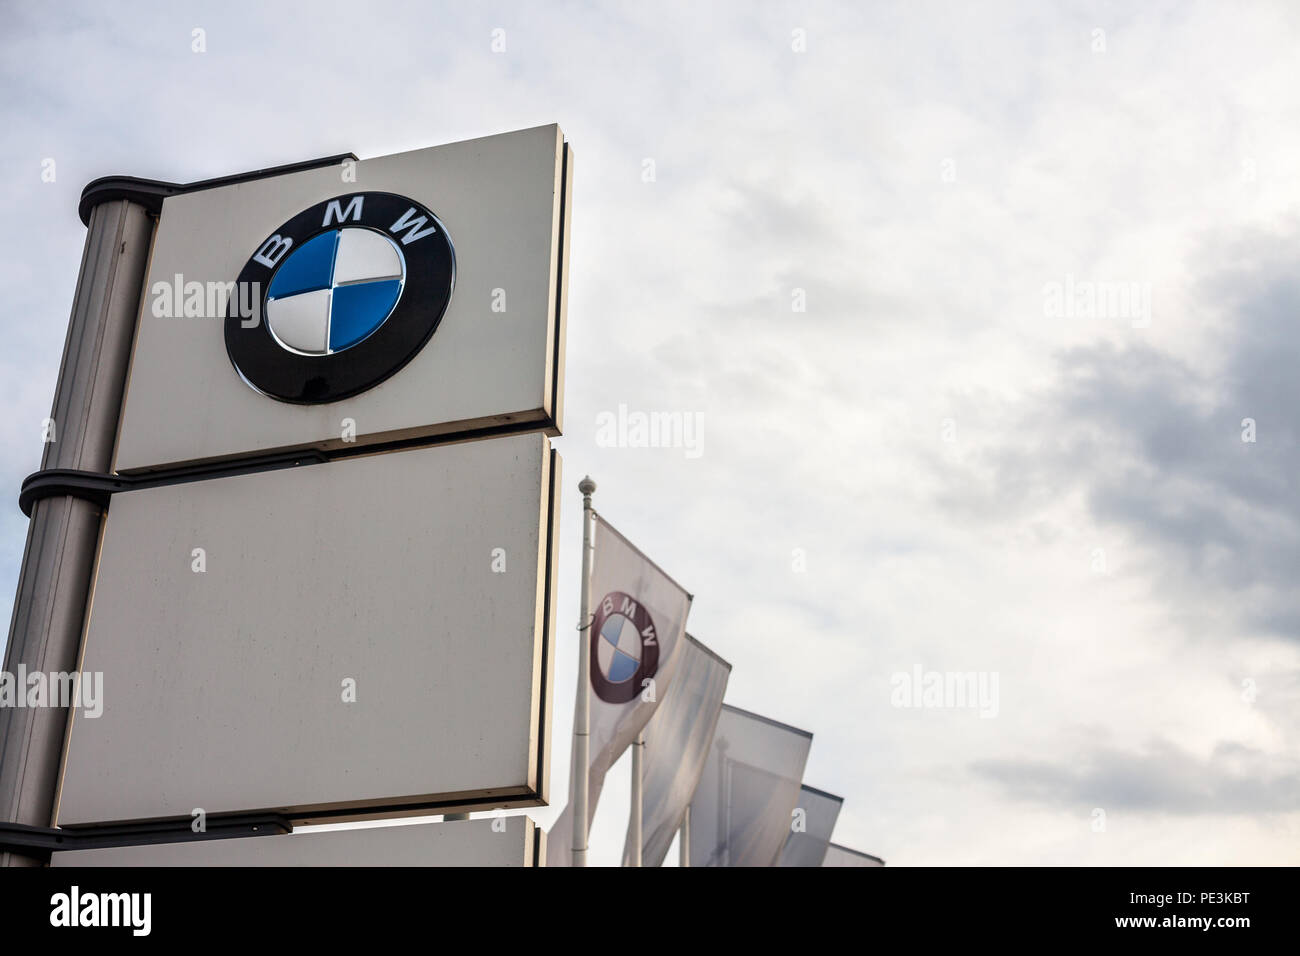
[390,207,438,245]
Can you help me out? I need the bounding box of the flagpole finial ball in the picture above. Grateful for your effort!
[579,476,597,495]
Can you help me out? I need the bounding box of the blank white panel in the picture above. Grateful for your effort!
[57,432,559,826]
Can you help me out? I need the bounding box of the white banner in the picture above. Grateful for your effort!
[621,634,730,866]
[688,704,812,867]
[822,843,885,867]
[547,514,692,865]
[778,784,843,867]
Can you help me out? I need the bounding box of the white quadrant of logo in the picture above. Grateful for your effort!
[265,227,406,355]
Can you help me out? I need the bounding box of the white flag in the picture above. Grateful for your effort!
[688,704,812,867]
[547,514,692,865]
[822,843,885,867]
[778,784,843,867]
[621,634,731,867]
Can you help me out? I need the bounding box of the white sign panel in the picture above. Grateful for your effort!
[113,124,571,472]
[56,432,559,826]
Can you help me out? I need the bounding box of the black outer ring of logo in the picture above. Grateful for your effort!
[224,192,455,404]
[589,590,660,705]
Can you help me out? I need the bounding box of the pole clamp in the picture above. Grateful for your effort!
[18,450,330,518]
[0,814,291,863]
[78,154,357,226]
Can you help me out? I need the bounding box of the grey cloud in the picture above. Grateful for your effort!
[937,230,1300,640]
[971,737,1300,815]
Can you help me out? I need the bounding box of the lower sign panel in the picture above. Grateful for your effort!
[56,433,559,827]
[50,817,544,867]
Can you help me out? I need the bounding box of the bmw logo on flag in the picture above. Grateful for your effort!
[225,192,455,403]
[590,590,660,704]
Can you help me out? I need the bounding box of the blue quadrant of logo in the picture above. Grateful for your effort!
[267,231,338,299]
[330,280,403,351]
[600,616,624,643]
[607,649,640,683]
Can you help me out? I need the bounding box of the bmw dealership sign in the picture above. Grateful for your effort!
[50,126,571,831]
[112,124,569,473]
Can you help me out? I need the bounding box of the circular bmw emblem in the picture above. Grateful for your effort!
[590,590,660,704]
[225,192,454,403]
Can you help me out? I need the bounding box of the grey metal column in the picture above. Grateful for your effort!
[0,198,153,866]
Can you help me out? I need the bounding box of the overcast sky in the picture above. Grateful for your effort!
[2,1,1298,865]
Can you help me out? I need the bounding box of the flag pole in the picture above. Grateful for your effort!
[679,805,691,867]
[573,475,597,867]
[630,730,644,866]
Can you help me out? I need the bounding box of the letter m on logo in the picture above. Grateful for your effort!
[390,206,439,245]
[323,196,364,226]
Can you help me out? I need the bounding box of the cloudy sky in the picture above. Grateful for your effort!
[2,1,1298,865]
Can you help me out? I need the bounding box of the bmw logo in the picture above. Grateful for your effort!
[225,192,455,403]
[590,590,660,704]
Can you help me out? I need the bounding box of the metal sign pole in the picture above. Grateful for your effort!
[0,198,153,867]
[572,476,596,866]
